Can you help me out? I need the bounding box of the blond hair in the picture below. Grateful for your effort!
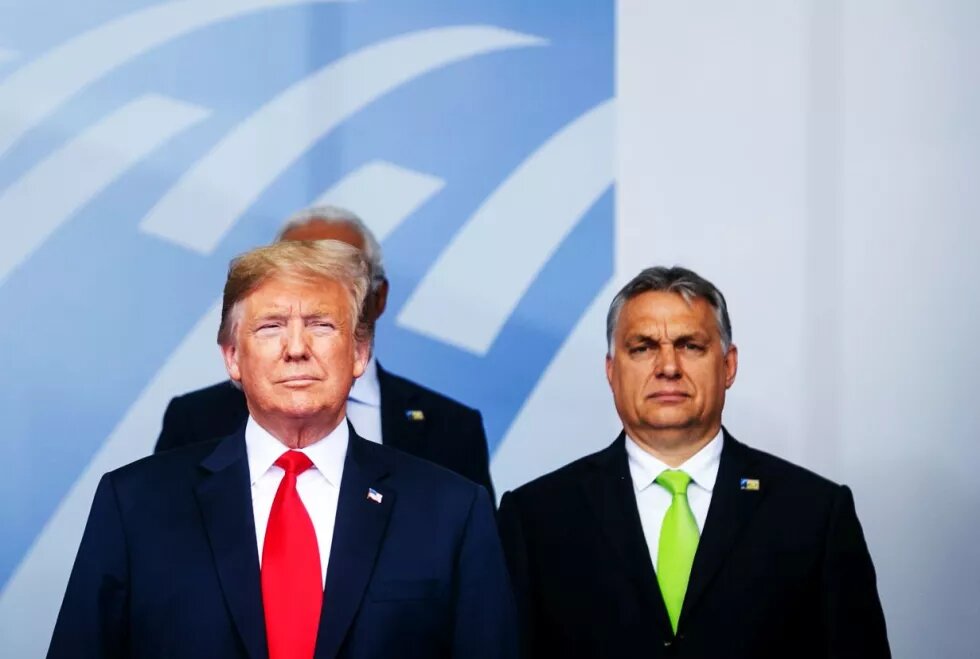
[217,240,370,346]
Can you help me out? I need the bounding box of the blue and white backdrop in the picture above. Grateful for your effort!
[1,2,978,657]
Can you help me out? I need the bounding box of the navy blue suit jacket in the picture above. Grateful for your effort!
[48,426,518,659]
[498,430,889,658]
[155,364,495,500]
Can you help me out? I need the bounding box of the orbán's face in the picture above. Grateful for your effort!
[221,275,368,429]
[606,291,737,446]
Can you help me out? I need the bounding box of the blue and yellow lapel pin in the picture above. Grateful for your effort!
[739,478,760,491]
[405,409,425,422]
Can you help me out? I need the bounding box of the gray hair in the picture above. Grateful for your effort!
[606,266,732,354]
[276,205,387,292]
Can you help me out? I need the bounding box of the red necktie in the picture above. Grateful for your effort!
[262,451,322,659]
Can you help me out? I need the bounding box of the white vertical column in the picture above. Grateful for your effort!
[615,1,812,463]
[838,3,980,655]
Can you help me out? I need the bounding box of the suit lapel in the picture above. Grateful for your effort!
[315,433,394,659]
[581,434,673,638]
[680,430,766,626]
[377,364,427,456]
[194,431,267,659]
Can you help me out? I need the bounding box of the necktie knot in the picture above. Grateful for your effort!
[275,450,314,475]
[656,469,692,496]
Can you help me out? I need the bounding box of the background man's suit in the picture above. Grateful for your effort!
[497,430,889,659]
[49,426,516,659]
[156,364,495,499]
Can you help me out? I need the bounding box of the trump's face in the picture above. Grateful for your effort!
[221,275,368,432]
[606,291,737,451]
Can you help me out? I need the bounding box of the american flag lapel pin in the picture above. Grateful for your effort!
[740,478,760,491]
[367,488,383,504]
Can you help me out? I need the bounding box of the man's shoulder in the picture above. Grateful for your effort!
[170,380,244,410]
[379,367,480,418]
[110,436,227,494]
[504,432,847,504]
[730,435,843,497]
[506,440,617,503]
[357,437,487,497]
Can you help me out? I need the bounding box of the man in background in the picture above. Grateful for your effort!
[498,266,889,658]
[156,205,494,498]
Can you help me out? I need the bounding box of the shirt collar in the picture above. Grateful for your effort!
[348,356,380,407]
[625,427,724,494]
[245,415,349,487]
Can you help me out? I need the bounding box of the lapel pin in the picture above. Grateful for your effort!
[740,478,760,491]
[405,409,425,421]
[367,488,383,504]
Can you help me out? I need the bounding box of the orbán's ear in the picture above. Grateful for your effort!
[724,344,738,389]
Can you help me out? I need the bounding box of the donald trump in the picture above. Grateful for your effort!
[48,240,517,659]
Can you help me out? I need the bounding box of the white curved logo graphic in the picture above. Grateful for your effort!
[398,100,615,355]
[0,4,613,656]
[0,95,210,285]
[139,25,545,254]
[0,0,347,157]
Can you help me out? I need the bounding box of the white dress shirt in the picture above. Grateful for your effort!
[246,416,348,587]
[347,356,382,444]
[626,428,723,570]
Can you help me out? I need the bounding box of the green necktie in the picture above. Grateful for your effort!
[656,469,700,633]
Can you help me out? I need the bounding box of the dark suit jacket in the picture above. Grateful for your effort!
[155,364,494,500]
[497,430,890,659]
[48,427,518,659]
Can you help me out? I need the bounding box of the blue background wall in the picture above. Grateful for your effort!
[2,1,978,657]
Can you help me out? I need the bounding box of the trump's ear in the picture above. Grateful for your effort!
[352,337,369,380]
[220,342,242,383]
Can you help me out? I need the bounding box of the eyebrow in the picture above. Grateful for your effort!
[625,331,710,344]
[672,332,709,343]
[252,312,288,323]
[253,307,337,318]
[304,313,343,325]
[252,310,347,328]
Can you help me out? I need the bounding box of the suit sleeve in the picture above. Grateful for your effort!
[821,485,891,658]
[154,396,185,454]
[47,474,129,659]
[451,486,520,659]
[497,491,533,658]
